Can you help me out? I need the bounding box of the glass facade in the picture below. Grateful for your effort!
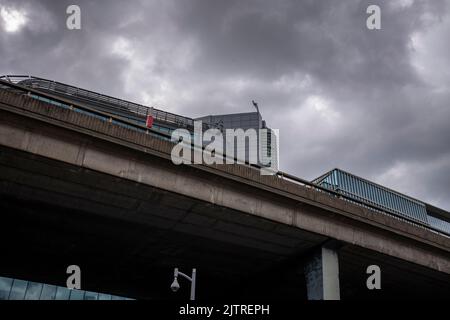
[196,112,279,170]
[0,276,131,300]
[196,113,262,132]
[313,169,450,235]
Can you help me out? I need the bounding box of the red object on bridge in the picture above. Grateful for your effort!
[146,115,154,128]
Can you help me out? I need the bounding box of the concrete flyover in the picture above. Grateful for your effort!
[0,88,449,299]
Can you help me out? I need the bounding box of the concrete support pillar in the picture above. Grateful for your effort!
[304,246,340,300]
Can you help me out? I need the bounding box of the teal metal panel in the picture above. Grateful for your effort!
[315,169,429,225]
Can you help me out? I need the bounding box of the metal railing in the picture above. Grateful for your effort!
[0,76,448,238]
[313,168,429,225]
[0,75,206,131]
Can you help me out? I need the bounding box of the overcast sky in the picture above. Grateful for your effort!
[1,0,449,210]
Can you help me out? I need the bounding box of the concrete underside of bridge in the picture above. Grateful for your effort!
[0,92,450,299]
[1,146,450,299]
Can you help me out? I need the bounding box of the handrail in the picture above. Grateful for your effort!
[0,75,205,130]
[0,78,174,140]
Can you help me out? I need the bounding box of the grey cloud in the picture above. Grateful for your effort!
[0,0,449,209]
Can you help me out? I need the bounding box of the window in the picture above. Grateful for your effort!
[9,279,27,300]
[40,284,57,300]
[0,277,13,300]
[24,282,43,300]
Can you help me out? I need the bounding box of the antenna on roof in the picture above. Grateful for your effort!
[252,100,260,114]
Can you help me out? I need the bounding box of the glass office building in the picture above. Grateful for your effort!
[313,169,450,235]
[0,276,131,300]
[196,112,278,170]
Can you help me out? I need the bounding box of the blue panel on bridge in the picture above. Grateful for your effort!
[313,169,429,225]
[428,215,450,235]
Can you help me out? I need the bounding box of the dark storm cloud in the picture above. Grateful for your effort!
[0,0,449,209]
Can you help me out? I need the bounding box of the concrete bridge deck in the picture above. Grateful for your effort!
[0,88,449,299]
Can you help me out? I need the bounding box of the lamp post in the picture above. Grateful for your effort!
[170,268,196,301]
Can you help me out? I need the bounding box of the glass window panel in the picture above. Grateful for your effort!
[98,293,112,300]
[0,277,13,300]
[40,284,57,300]
[84,291,98,300]
[69,290,85,300]
[24,282,43,300]
[55,287,71,300]
[9,279,28,300]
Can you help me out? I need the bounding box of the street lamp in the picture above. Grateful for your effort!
[170,268,196,301]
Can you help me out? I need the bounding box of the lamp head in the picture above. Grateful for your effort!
[170,277,180,292]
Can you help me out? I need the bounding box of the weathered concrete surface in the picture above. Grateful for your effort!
[0,89,449,276]
[304,246,340,300]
